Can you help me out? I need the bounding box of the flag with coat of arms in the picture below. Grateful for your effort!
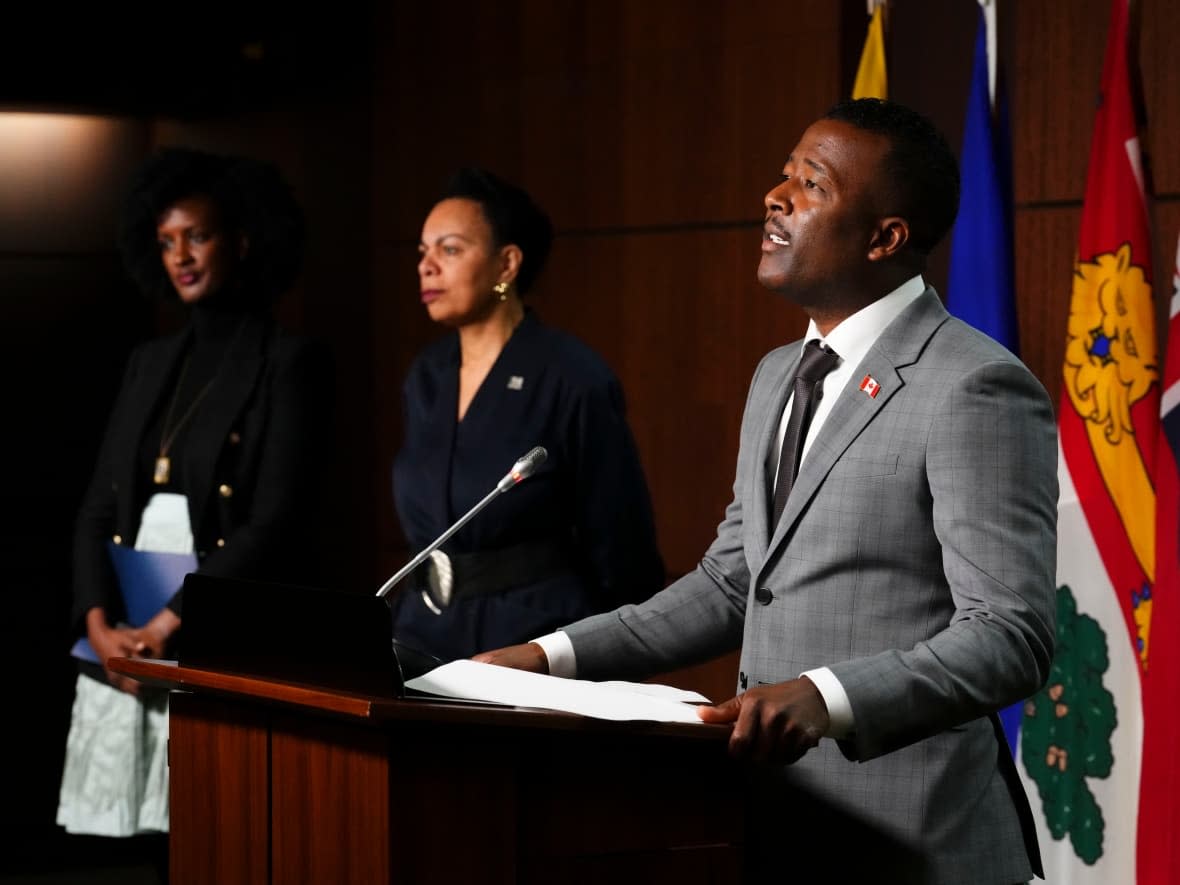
[1020,0,1180,881]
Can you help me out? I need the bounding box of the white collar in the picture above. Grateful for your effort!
[803,275,926,366]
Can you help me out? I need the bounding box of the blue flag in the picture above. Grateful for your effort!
[945,7,1021,753]
[946,8,1018,353]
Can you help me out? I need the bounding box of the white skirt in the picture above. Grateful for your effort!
[56,673,170,836]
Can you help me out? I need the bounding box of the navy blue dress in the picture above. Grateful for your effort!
[391,311,665,661]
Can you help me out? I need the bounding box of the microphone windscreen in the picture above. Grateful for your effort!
[514,446,548,479]
[496,446,549,492]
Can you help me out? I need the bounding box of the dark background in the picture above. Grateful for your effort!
[2,0,1178,878]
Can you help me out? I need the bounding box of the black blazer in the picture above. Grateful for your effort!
[71,313,332,633]
[391,311,664,660]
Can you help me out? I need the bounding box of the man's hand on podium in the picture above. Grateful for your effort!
[472,642,550,674]
[697,676,829,764]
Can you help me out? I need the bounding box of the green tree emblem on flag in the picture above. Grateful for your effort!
[1021,584,1117,864]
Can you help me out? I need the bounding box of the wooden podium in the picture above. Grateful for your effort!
[112,656,745,885]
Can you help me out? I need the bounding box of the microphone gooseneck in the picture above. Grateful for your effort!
[375,446,549,600]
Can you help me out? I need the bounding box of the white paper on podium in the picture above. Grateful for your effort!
[404,659,712,724]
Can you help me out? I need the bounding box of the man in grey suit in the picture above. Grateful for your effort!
[477,99,1057,884]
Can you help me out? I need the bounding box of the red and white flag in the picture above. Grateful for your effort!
[1018,1,1180,882]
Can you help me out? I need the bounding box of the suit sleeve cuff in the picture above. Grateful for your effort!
[532,631,578,679]
[801,666,855,738]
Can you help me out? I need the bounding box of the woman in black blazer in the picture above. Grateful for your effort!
[391,168,663,661]
[58,148,332,844]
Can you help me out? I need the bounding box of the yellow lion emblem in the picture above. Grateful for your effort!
[1065,243,1158,442]
[1063,242,1158,584]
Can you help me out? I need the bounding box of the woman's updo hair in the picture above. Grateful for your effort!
[436,168,553,295]
[118,146,305,304]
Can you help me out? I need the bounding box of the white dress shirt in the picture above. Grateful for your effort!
[536,276,928,739]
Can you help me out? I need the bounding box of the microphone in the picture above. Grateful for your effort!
[496,445,547,492]
[375,446,548,601]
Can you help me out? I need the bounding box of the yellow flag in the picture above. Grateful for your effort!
[852,6,887,99]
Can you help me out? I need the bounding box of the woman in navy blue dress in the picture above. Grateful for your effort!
[392,168,664,661]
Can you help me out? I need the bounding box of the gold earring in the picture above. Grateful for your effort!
[494,281,509,301]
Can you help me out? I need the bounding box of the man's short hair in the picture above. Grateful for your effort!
[824,98,960,255]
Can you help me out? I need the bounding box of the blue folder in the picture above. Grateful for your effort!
[70,542,198,664]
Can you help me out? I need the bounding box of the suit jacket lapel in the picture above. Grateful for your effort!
[766,359,903,556]
[750,341,803,566]
[763,288,949,565]
[185,317,266,533]
[433,352,460,525]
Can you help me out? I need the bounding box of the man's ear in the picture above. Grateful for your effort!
[867,216,909,261]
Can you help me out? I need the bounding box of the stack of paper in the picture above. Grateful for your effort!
[405,660,711,724]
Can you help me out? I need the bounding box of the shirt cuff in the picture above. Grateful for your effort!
[531,631,578,679]
[800,666,854,738]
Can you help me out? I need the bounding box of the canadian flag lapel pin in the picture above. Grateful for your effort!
[859,374,881,399]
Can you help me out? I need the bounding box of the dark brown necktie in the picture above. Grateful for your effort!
[771,340,840,527]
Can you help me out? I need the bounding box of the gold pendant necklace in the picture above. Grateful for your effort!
[154,317,250,485]
[153,454,172,485]
[155,354,217,485]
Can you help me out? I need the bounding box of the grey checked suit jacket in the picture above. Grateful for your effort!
[565,289,1058,885]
